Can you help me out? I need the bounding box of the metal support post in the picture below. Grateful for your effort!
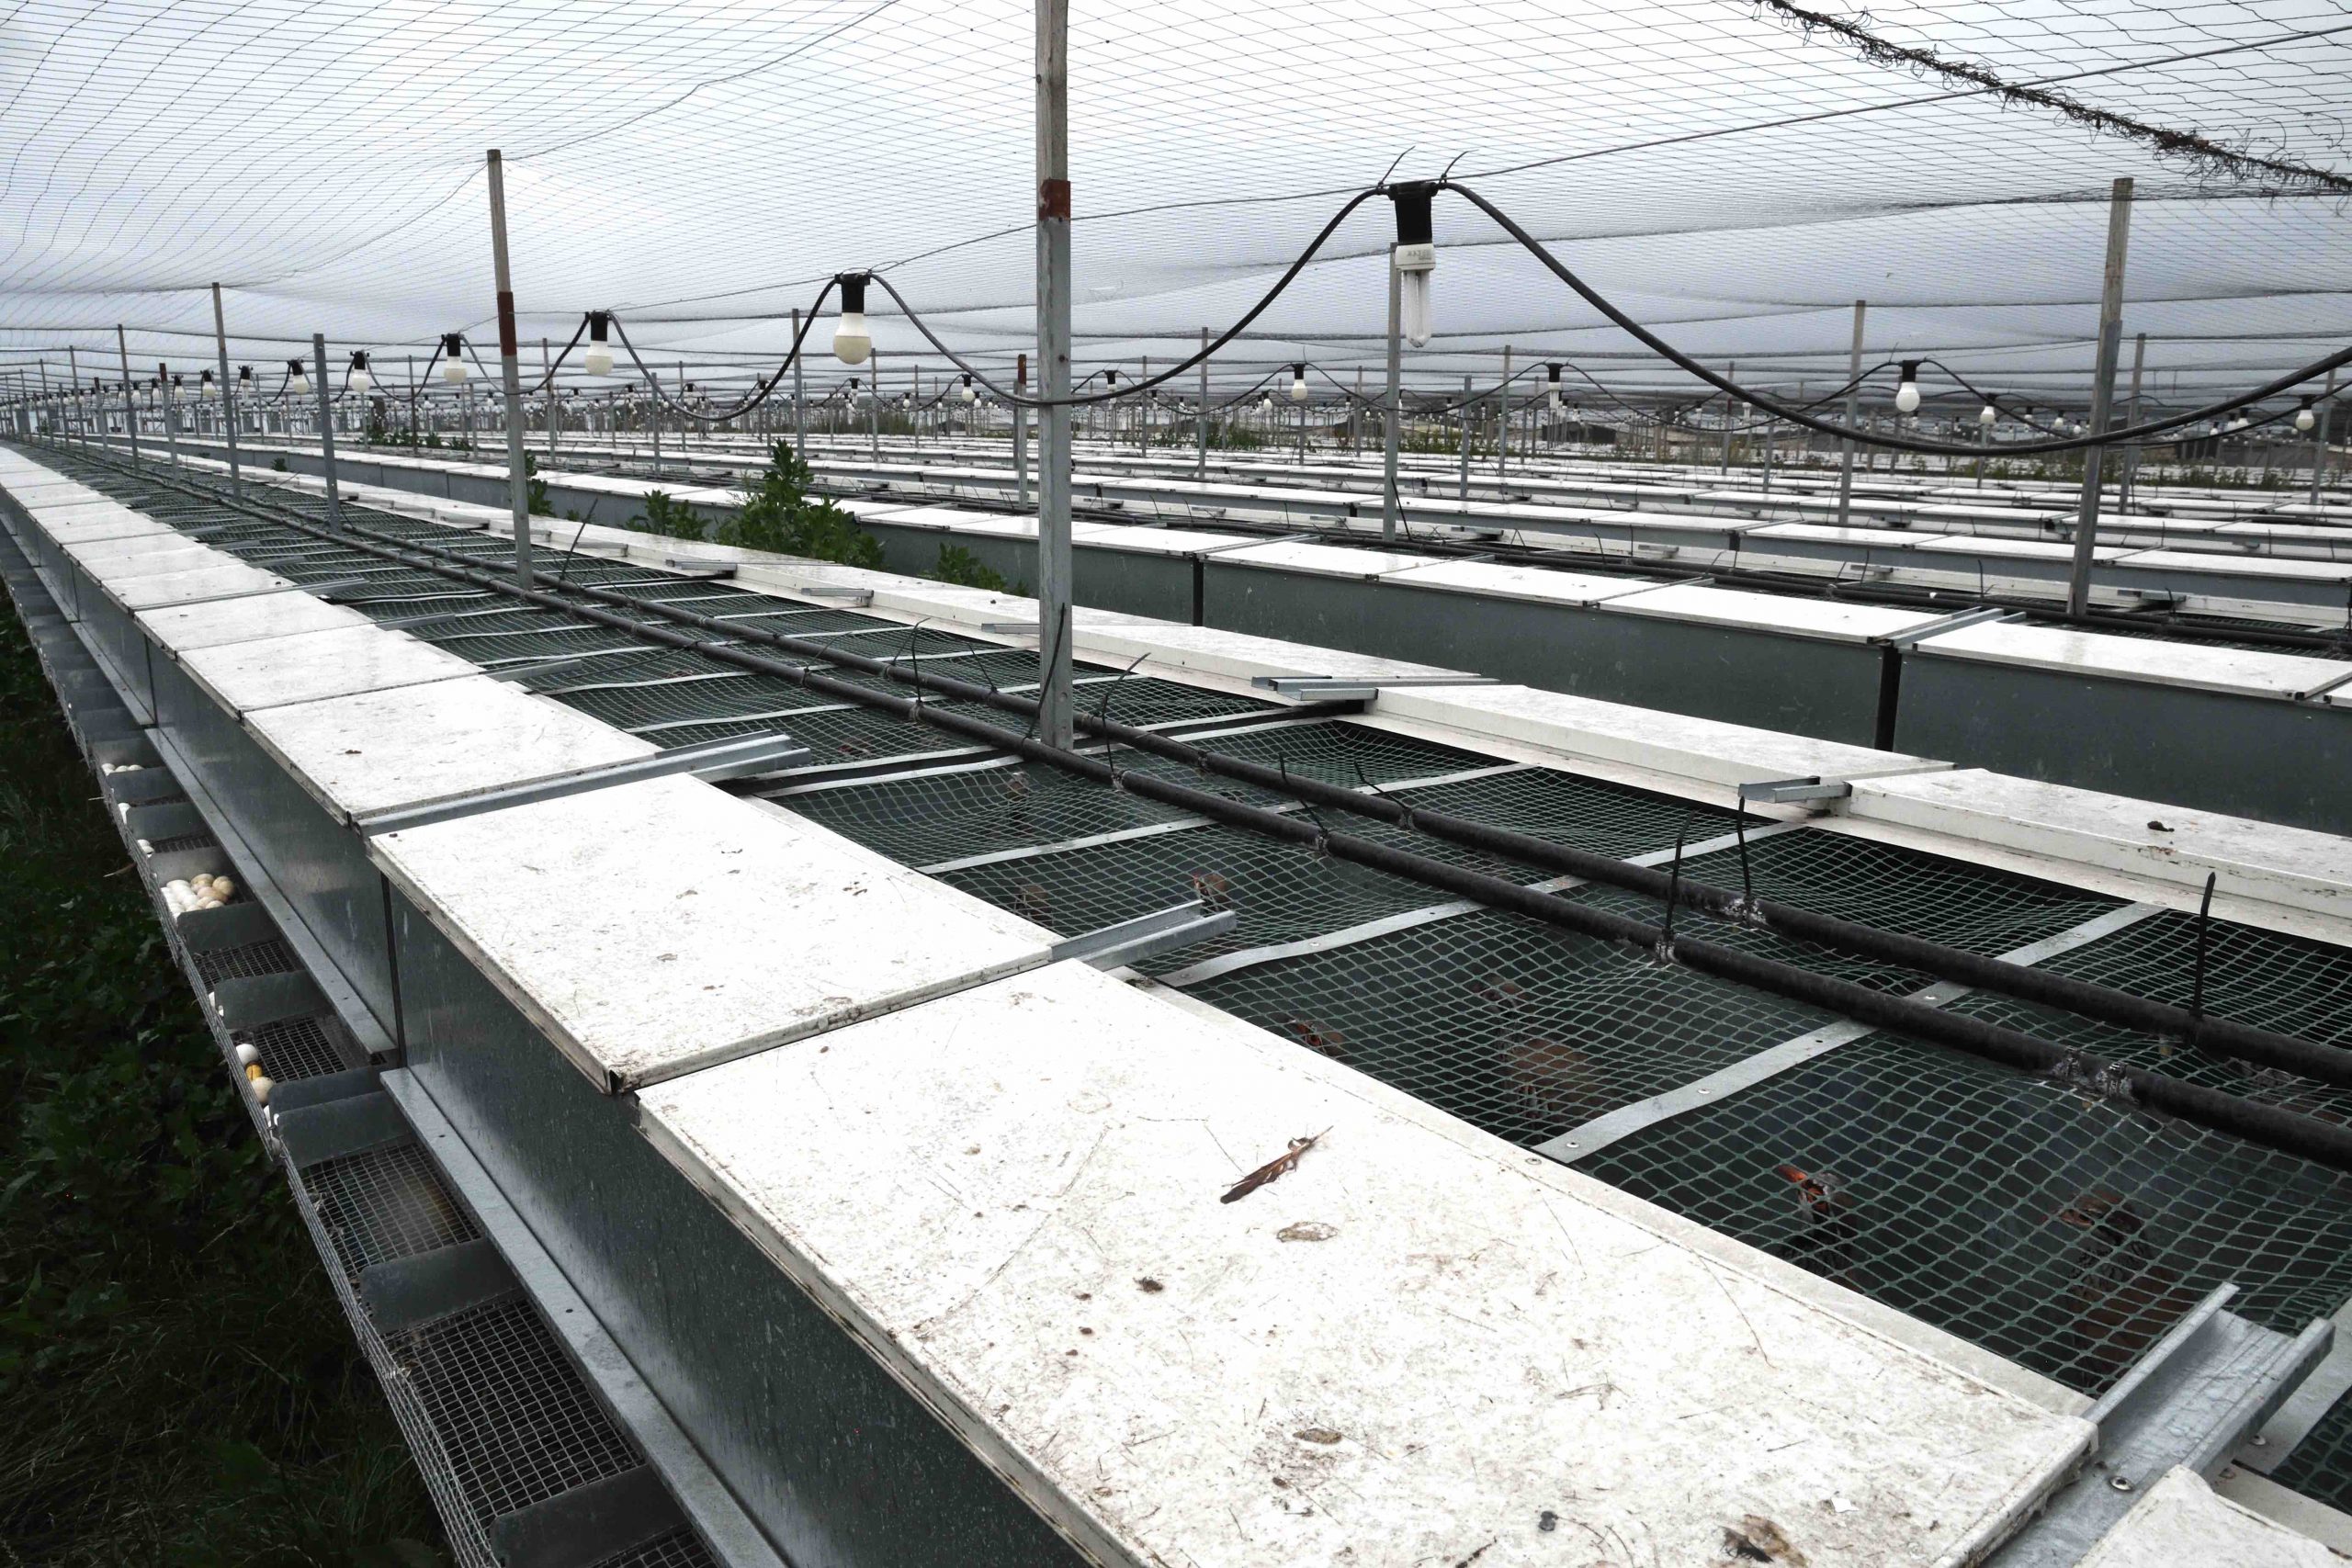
[116,325,141,465]
[1721,362,1735,473]
[868,348,882,465]
[2313,367,2338,510]
[1381,244,1402,543]
[1195,328,1209,481]
[2118,332,2145,511]
[486,148,534,587]
[1834,300,1864,529]
[312,333,343,526]
[211,283,242,492]
[157,363,178,465]
[543,338,557,459]
[2066,176,2133,618]
[1016,353,1030,502]
[1497,344,1511,479]
[1458,374,1471,501]
[1034,0,1076,748]
[791,308,807,461]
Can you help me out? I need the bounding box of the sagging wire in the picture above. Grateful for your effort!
[1439,178,2352,457]
[1090,653,1153,784]
[862,186,1389,409]
[605,280,838,423]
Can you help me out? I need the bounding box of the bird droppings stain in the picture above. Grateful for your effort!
[1277,1221,1338,1242]
[1136,1277,1165,1293]
[1076,1292,1091,1301]
[1722,1516,1806,1564]
[1079,1326,1094,1336]
[1294,1427,1343,1446]
[1537,1510,1558,1532]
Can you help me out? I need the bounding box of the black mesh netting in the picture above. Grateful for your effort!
[1578,1030,2352,1397]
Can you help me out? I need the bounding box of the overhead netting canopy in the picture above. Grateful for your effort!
[0,0,2345,407]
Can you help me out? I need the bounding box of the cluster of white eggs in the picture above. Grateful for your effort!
[100,761,144,774]
[232,1041,275,1105]
[162,872,236,915]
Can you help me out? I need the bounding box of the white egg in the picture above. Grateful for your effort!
[234,1043,260,1066]
[250,1076,275,1104]
[196,897,222,910]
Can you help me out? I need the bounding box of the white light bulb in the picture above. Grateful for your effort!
[1549,390,1562,412]
[1978,404,1996,426]
[1395,242,1436,349]
[1289,376,1307,403]
[2229,417,2248,432]
[441,356,466,384]
[962,383,978,404]
[202,378,219,400]
[2296,407,2317,432]
[833,310,872,366]
[1894,379,1920,414]
[349,367,371,393]
[583,344,614,377]
[1260,395,1273,413]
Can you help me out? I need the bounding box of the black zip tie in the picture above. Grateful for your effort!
[1351,761,1416,832]
[903,616,931,714]
[1733,792,1755,914]
[1279,757,1331,854]
[2188,870,2218,1047]
[1091,653,1151,785]
[1659,810,1693,955]
[1021,612,1068,745]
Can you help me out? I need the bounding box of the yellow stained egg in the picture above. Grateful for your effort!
[244,1063,264,1081]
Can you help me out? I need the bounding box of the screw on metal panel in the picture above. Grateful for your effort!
[2250,1435,2269,1447]
[2108,1475,2133,1493]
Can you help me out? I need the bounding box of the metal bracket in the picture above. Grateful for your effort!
[276,1089,413,1168]
[1050,899,1238,971]
[981,621,1042,637]
[488,1465,688,1568]
[359,1238,522,1335]
[783,583,874,606]
[1877,605,2020,649]
[1249,672,1492,703]
[305,577,385,602]
[356,731,814,836]
[661,558,735,579]
[1736,774,1853,806]
[1989,1284,2331,1566]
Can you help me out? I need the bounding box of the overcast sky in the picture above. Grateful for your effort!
[0,0,2343,408]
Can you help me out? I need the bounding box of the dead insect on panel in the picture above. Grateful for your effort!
[1220,1129,1329,1204]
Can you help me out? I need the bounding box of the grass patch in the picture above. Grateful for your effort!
[0,610,445,1567]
